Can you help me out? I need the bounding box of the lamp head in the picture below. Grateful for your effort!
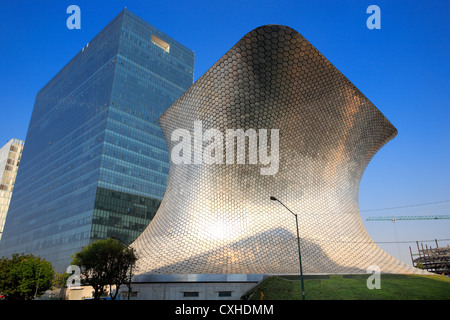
[270,196,278,201]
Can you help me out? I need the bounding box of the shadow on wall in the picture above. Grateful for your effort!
[134,227,365,277]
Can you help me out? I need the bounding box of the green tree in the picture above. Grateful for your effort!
[72,238,137,300]
[0,253,54,300]
[107,242,136,300]
[52,272,70,289]
[51,272,70,300]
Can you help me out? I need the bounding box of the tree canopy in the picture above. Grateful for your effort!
[0,253,54,300]
[72,238,137,300]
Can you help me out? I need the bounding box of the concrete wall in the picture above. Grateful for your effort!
[61,281,258,300]
[120,282,258,300]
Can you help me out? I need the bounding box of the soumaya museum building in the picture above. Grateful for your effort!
[0,10,428,300]
[127,24,428,299]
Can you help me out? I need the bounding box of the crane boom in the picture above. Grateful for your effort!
[366,215,450,222]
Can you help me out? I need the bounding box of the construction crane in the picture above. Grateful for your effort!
[366,214,450,274]
[366,215,450,222]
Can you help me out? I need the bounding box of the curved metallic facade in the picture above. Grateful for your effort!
[131,25,424,277]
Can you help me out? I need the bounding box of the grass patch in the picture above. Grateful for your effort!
[242,274,450,300]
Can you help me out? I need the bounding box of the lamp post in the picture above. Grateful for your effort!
[111,236,133,300]
[270,196,306,300]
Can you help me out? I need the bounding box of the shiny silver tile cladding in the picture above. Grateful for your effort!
[131,25,426,277]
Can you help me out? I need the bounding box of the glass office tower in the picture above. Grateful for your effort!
[0,9,194,272]
[0,139,24,241]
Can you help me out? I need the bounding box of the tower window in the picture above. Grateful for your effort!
[183,291,199,297]
[151,35,170,53]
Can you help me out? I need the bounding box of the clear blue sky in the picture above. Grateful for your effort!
[0,0,449,265]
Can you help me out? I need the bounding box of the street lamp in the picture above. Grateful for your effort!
[270,196,306,300]
[111,236,133,300]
